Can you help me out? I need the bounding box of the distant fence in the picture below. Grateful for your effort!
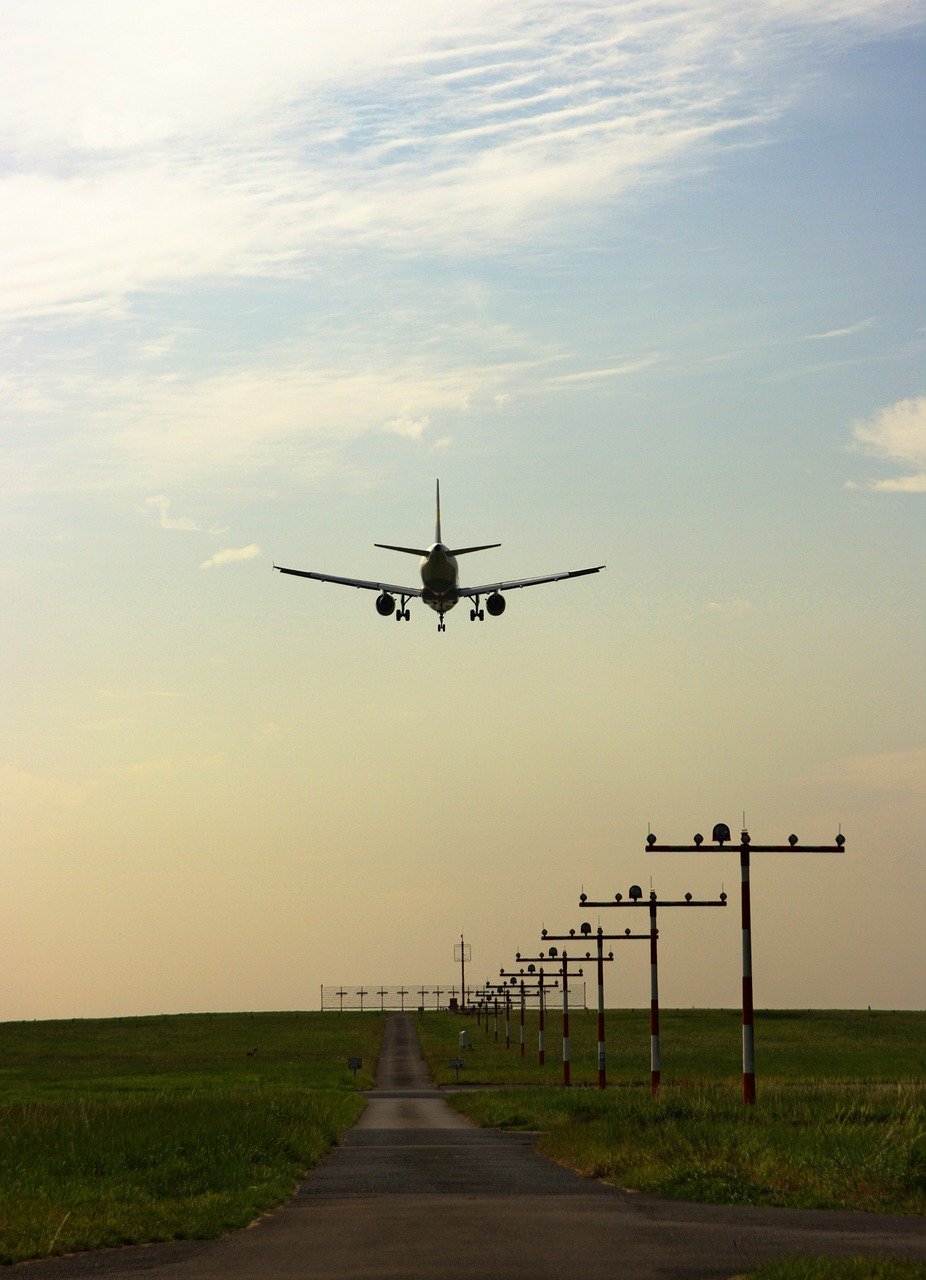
[321,983,586,1012]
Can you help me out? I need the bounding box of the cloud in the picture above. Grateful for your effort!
[705,598,752,615]
[199,544,262,569]
[382,413,432,439]
[849,396,926,493]
[0,763,93,810]
[118,754,223,780]
[140,495,201,531]
[1,353,516,492]
[550,355,661,385]
[0,2,918,320]
[802,748,926,794]
[99,688,184,700]
[805,317,875,340]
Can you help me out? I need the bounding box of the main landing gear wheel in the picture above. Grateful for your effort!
[469,608,484,621]
[395,608,410,621]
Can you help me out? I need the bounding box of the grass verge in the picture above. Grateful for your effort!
[0,1011,384,1264]
[745,1260,926,1279]
[416,1009,925,1215]
[447,1082,924,1214]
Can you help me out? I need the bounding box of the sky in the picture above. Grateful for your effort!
[2,0,924,1022]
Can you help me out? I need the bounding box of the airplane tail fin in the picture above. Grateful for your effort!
[375,481,499,556]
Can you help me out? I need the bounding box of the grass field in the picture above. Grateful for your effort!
[3,1009,922,1267]
[0,1011,385,1265]
[417,1009,925,1216]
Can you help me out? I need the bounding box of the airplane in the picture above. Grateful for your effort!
[273,481,604,631]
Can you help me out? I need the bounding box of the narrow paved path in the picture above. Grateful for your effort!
[13,1015,926,1279]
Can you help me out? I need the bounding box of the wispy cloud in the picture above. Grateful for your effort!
[99,688,184,700]
[199,544,262,570]
[0,2,917,321]
[140,495,201,531]
[705,598,752,615]
[805,317,875,341]
[801,748,926,794]
[118,754,223,780]
[849,396,926,493]
[1,353,521,492]
[550,355,660,385]
[0,763,94,810]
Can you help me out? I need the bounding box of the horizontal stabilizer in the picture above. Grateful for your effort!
[449,543,501,555]
[374,543,429,556]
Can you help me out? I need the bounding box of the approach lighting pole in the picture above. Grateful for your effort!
[579,886,726,1095]
[484,981,513,1048]
[377,987,388,1013]
[335,987,348,1014]
[454,935,472,1010]
[397,987,409,1012]
[645,825,844,1104]
[517,949,585,1086]
[541,925,645,1089]
[497,973,532,1057]
[501,965,559,1065]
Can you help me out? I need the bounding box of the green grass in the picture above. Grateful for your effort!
[417,1009,926,1215]
[0,1011,385,1265]
[417,1008,926,1087]
[745,1260,926,1279]
[0,1009,382,1097]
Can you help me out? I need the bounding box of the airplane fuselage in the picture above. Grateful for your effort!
[420,543,459,614]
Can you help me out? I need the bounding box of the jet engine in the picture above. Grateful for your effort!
[375,592,396,617]
[486,592,506,616]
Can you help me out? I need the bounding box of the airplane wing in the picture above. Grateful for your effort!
[458,565,604,596]
[274,565,423,596]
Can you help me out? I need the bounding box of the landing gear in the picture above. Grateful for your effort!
[437,612,446,632]
[394,595,412,621]
[469,595,485,621]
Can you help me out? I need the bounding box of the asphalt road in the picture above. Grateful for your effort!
[12,1014,926,1279]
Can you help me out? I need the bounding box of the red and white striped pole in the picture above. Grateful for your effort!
[538,967,546,1066]
[519,981,525,1058]
[649,898,660,1096]
[741,835,756,1104]
[562,951,571,1087]
[596,930,607,1090]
